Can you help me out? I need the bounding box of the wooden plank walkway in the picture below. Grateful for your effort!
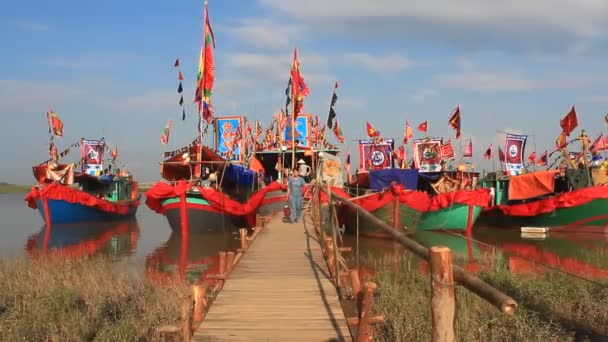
[193,215,351,341]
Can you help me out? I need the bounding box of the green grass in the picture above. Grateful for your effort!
[354,253,608,342]
[0,257,189,341]
[0,183,31,194]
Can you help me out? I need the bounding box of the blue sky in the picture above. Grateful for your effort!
[2,0,608,183]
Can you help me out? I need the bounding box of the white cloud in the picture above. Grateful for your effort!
[259,0,608,50]
[39,51,136,70]
[227,19,303,50]
[411,89,437,101]
[15,20,49,32]
[344,53,412,73]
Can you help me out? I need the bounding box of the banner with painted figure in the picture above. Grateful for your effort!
[81,139,105,176]
[215,116,242,162]
[316,152,344,187]
[284,114,310,147]
[358,139,394,171]
[413,138,443,172]
[505,134,527,175]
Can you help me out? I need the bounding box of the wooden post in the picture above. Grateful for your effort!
[350,269,361,298]
[326,237,335,277]
[226,252,236,274]
[327,182,341,291]
[317,183,323,235]
[357,282,377,342]
[180,295,193,342]
[239,228,248,250]
[192,285,206,326]
[430,246,455,342]
[218,251,226,288]
[255,213,262,228]
[392,195,400,229]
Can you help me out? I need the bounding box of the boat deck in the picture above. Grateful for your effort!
[193,215,351,341]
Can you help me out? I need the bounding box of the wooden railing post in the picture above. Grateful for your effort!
[226,252,236,275]
[327,182,341,291]
[192,284,207,327]
[430,246,455,342]
[357,282,377,342]
[350,269,361,298]
[180,295,193,342]
[217,251,226,289]
[325,237,335,277]
[239,228,248,250]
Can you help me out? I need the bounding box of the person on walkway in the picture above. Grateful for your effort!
[288,168,306,223]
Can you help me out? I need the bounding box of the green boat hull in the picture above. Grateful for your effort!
[479,198,608,228]
[418,204,482,231]
[344,202,422,238]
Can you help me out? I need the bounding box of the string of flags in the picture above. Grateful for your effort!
[174,58,186,121]
[162,137,201,158]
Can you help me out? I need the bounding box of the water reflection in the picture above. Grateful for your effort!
[145,231,241,285]
[24,219,140,259]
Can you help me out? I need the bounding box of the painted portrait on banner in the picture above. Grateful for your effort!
[284,114,310,147]
[505,134,527,175]
[81,139,105,176]
[413,138,443,172]
[215,116,242,162]
[358,139,394,171]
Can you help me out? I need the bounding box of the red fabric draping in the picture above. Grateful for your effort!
[508,170,559,200]
[144,181,287,217]
[428,188,491,211]
[496,185,608,217]
[144,181,190,214]
[351,184,489,213]
[24,183,138,215]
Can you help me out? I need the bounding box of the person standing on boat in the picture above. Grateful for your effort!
[288,168,306,223]
[298,159,311,181]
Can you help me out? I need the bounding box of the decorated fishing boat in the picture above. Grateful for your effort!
[480,107,608,229]
[25,219,139,259]
[24,110,140,225]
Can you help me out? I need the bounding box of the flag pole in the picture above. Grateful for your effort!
[196,0,208,181]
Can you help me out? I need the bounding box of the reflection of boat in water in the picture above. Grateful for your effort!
[475,228,608,280]
[145,231,240,285]
[24,219,139,259]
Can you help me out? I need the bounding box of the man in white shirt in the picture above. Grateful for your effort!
[298,159,311,181]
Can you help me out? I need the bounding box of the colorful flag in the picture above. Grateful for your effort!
[528,151,536,164]
[537,150,548,166]
[46,108,64,137]
[418,121,428,133]
[498,146,506,162]
[505,134,527,175]
[483,144,493,160]
[284,77,292,115]
[560,106,578,136]
[463,138,472,157]
[591,134,608,152]
[332,119,345,143]
[604,113,608,125]
[290,48,310,118]
[327,81,338,129]
[366,121,380,138]
[160,120,173,145]
[555,132,568,150]
[448,106,461,139]
[396,145,406,168]
[255,120,263,141]
[441,140,455,160]
[174,58,180,67]
[111,146,119,160]
[194,1,216,124]
[178,71,184,81]
[403,120,413,145]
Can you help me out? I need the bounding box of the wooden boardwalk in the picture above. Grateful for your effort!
[193,215,351,341]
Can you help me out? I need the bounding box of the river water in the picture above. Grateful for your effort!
[1,193,608,283]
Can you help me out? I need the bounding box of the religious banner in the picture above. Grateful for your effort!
[215,116,242,162]
[505,134,527,175]
[81,139,105,176]
[284,113,311,147]
[316,152,344,187]
[441,140,455,160]
[413,138,443,172]
[358,139,394,171]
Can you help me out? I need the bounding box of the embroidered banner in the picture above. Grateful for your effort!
[284,114,310,147]
[81,139,105,176]
[441,140,455,160]
[358,139,394,171]
[413,138,443,172]
[215,116,243,162]
[505,134,527,176]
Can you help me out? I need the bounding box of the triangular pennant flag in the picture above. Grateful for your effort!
[177,82,183,94]
[178,71,184,81]
[174,58,180,67]
[182,108,186,121]
[179,95,184,106]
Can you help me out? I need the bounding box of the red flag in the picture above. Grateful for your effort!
[463,138,472,157]
[111,146,119,160]
[366,121,380,138]
[483,144,493,160]
[560,106,578,136]
[441,140,455,160]
[345,150,351,173]
[591,134,607,152]
[160,120,173,145]
[448,106,461,139]
[403,120,413,144]
[178,71,184,81]
[194,2,216,123]
[498,147,505,162]
[528,152,536,164]
[417,121,428,133]
[333,119,345,143]
[46,108,64,137]
[174,58,180,67]
[290,48,310,118]
[537,150,548,166]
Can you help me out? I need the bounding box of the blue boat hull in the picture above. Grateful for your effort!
[36,199,138,224]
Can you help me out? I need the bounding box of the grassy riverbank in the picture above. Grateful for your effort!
[0,257,188,341]
[0,183,30,194]
[367,255,608,341]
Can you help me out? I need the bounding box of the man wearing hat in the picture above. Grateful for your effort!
[298,159,311,181]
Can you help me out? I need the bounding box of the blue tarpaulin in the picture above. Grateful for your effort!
[369,168,419,191]
[224,164,257,187]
